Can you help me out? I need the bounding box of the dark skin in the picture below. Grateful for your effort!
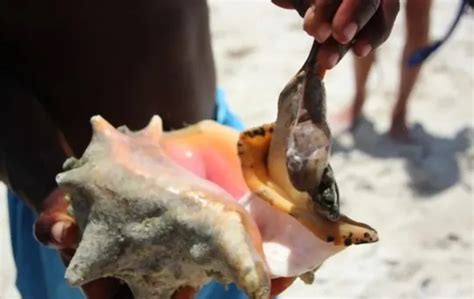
[2,0,216,153]
[0,0,399,298]
[275,0,400,68]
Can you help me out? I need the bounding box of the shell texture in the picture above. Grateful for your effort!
[58,116,270,299]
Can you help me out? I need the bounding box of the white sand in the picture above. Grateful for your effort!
[210,1,474,298]
[1,0,473,298]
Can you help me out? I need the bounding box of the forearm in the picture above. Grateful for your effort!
[0,0,218,212]
[0,74,68,213]
[2,0,216,155]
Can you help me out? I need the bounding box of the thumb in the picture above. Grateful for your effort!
[34,187,79,249]
[172,286,198,299]
[34,212,79,249]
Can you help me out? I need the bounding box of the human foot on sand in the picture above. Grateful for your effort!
[389,105,415,143]
[389,121,415,144]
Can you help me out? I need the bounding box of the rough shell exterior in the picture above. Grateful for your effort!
[57,116,270,299]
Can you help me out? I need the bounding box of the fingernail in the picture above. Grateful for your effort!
[303,6,317,37]
[343,22,358,43]
[52,221,69,243]
[315,23,332,43]
[359,44,372,57]
[327,53,339,69]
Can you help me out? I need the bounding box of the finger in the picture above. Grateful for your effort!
[304,0,341,43]
[172,286,197,299]
[41,187,70,212]
[352,37,374,58]
[352,0,400,56]
[34,212,79,249]
[316,37,351,69]
[270,277,297,296]
[331,0,381,44]
[82,278,133,299]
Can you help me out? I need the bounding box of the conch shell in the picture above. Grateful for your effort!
[58,113,378,298]
[58,116,269,299]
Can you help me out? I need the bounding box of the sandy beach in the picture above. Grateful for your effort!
[1,0,473,298]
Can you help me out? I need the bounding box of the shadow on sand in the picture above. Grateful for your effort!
[332,116,473,196]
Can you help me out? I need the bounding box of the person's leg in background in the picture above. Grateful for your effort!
[329,51,376,133]
[350,50,377,127]
[390,0,432,141]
